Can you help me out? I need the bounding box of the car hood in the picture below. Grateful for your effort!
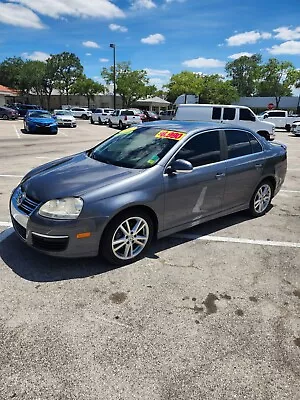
[22,153,143,202]
[28,117,56,124]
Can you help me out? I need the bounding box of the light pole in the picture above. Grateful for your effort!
[110,43,116,109]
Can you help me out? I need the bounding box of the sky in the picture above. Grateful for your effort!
[0,0,300,90]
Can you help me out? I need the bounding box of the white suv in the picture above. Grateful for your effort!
[91,108,114,125]
[70,107,91,120]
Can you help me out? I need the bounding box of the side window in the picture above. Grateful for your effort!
[239,108,255,121]
[268,111,285,117]
[212,107,221,120]
[248,133,263,153]
[225,130,252,159]
[175,130,221,167]
[223,108,236,120]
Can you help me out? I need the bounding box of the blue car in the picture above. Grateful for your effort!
[24,110,58,135]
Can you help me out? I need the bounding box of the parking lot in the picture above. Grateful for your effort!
[0,119,299,399]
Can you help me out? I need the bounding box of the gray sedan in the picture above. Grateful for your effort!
[10,121,287,265]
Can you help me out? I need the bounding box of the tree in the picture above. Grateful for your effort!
[51,52,83,105]
[225,54,262,97]
[164,71,202,103]
[42,56,60,110]
[257,59,299,107]
[18,60,46,105]
[164,71,238,104]
[71,76,106,108]
[101,61,156,107]
[0,57,25,89]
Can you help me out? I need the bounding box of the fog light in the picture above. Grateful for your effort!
[76,232,91,239]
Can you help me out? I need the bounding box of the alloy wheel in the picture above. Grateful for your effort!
[254,184,271,214]
[112,217,150,260]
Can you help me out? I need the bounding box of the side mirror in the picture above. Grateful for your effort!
[166,159,193,174]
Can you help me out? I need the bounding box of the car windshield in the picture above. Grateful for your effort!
[29,111,51,118]
[89,126,187,169]
[55,111,72,116]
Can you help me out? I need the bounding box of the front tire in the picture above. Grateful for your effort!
[2,114,9,120]
[82,114,88,120]
[98,117,103,125]
[108,120,113,128]
[90,117,94,124]
[285,124,291,132]
[249,180,273,217]
[100,210,154,265]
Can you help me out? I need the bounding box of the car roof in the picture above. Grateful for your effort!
[177,104,249,109]
[141,120,245,133]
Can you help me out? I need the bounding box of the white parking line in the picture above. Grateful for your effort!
[60,131,68,137]
[280,190,300,194]
[36,156,52,159]
[0,227,13,243]
[13,125,21,139]
[0,174,22,178]
[0,221,12,227]
[172,233,300,249]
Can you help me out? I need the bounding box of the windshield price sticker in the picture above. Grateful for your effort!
[155,130,186,140]
[117,127,138,135]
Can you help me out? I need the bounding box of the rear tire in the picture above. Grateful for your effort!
[98,117,103,125]
[249,180,273,217]
[285,124,291,132]
[82,114,88,120]
[90,117,94,124]
[119,120,124,130]
[100,209,154,266]
[108,120,112,128]
[2,114,9,120]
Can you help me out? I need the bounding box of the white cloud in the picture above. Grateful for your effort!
[273,26,300,41]
[99,58,109,62]
[268,40,300,55]
[228,52,253,60]
[6,0,125,19]
[82,41,100,48]
[182,57,225,68]
[131,0,157,10]
[149,77,168,89]
[141,33,165,44]
[85,53,92,56]
[22,51,50,61]
[109,23,128,32]
[0,3,45,29]
[165,0,186,2]
[226,30,272,46]
[145,68,171,76]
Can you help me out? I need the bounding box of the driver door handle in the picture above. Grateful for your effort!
[215,172,226,180]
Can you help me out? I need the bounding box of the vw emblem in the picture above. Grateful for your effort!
[16,191,26,207]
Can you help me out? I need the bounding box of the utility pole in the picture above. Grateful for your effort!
[110,43,116,109]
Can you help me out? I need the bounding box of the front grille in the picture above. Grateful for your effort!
[32,234,69,252]
[12,219,26,240]
[18,193,39,215]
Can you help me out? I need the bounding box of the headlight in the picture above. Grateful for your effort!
[39,197,83,219]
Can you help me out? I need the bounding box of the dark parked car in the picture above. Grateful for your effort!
[13,104,41,117]
[10,121,287,265]
[143,110,160,122]
[0,106,19,120]
[24,110,58,134]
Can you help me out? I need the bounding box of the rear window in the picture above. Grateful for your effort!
[121,110,135,116]
[104,109,113,113]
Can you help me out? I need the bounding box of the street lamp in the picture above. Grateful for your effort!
[110,43,116,110]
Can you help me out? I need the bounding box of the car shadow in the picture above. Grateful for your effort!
[0,211,254,283]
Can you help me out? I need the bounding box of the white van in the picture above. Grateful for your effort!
[173,104,275,140]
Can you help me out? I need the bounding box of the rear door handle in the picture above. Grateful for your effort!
[255,163,263,169]
[215,172,226,180]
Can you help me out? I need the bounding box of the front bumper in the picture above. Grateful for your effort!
[10,190,107,258]
[291,126,300,135]
[28,124,58,133]
[57,120,76,127]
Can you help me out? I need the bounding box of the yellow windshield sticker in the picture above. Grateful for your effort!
[147,155,159,165]
[155,130,186,140]
[117,126,138,135]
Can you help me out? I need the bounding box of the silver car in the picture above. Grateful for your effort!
[10,121,287,265]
